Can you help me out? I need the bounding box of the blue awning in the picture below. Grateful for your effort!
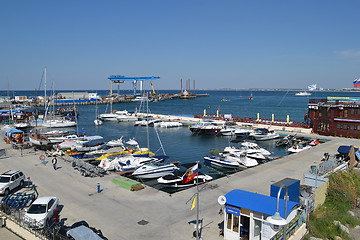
[225,189,299,218]
[337,145,359,154]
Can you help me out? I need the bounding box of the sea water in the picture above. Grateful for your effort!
[1,90,360,187]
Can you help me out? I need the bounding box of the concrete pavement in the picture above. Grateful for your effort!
[0,132,357,240]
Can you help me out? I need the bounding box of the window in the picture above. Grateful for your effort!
[358,125,360,131]
[343,124,348,130]
[11,176,16,181]
[337,124,341,129]
[350,125,355,130]
[344,109,348,118]
[351,109,355,115]
[48,199,55,209]
[227,213,232,229]
[233,215,240,233]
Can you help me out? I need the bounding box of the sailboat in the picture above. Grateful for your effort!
[248,91,253,100]
[29,88,50,146]
[94,96,103,126]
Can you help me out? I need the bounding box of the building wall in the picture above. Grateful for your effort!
[314,180,329,210]
[308,101,360,138]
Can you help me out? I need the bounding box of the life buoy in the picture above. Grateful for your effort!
[39,155,45,161]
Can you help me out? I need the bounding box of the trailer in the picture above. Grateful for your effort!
[72,160,106,177]
[0,183,38,214]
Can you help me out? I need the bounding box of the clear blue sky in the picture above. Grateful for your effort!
[1,0,360,91]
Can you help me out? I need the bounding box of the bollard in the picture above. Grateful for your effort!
[97,183,101,193]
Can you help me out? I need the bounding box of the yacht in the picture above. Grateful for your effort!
[189,121,223,135]
[295,91,311,96]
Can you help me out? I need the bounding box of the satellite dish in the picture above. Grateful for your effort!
[218,195,226,205]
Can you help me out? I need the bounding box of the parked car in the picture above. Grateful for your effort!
[23,196,59,229]
[0,170,25,196]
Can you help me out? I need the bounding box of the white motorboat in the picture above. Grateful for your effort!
[99,113,119,121]
[132,163,179,179]
[221,150,259,167]
[220,127,236,136]
[154,121,183,128]
[71,135,104,152]
[234,128,255,137]
[134,118,162,127]
[250,128,279,141]
[106,137,125,148]
[288,144,312,153]
[132,96,148,102]
[115,110,138,122]
[295,91,311,96]
[157,171,213,188]
[99,154,165,171]
[241,141,271,156]
[203,155,241,169]
[94,118,103,126]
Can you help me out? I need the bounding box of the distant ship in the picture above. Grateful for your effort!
[295,91,311,96]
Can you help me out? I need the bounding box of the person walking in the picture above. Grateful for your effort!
[52,157,57,170]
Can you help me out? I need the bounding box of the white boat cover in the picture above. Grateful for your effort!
[66,225,103,240]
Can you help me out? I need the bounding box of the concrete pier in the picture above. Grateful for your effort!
[0,127,356,240]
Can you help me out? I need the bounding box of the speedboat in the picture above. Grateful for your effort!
[276,134,296,147]
[220,150,258,167]
[250,128,279,141]
[241,141,271,156]
[203,155,241,169]
[157,171,213,188]
[288,144,312,153]
[132,163,179,179]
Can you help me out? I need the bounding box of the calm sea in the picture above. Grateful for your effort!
[1,90,360,185]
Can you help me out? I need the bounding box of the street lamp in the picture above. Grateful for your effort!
[266,183,289,234]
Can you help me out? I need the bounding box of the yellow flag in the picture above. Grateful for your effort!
[191,196,196,211]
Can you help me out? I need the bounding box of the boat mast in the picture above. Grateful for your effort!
[44,67,47,120]
[196,163,199,240]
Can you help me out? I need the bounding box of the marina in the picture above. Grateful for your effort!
[0,89,360,240]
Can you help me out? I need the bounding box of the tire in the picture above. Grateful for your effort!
[19,180,24,188]
[4,188,9,196]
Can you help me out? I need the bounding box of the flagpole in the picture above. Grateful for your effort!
[196,161,199,240]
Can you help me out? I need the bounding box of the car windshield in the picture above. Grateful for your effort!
[0,176,10,183]
[27,204,47,214]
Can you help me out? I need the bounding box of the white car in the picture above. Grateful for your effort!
[0,170,25,196]
[23,196,59,228]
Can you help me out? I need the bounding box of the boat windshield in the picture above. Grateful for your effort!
[0,176,10,183]
[27,204,47,214]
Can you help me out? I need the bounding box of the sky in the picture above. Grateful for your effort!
[1,0,360,91]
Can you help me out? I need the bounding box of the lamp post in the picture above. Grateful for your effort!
[266,183,289,240]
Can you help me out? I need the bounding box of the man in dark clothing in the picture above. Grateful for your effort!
[52,157,57,170]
